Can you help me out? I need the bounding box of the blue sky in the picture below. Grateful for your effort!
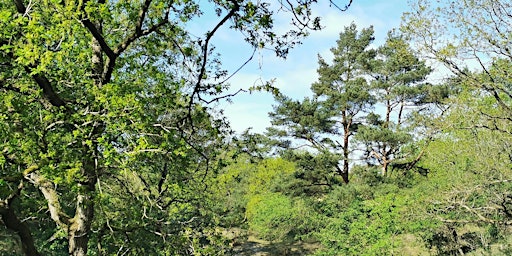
[194,0,412,133]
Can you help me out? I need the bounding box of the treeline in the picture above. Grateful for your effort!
[213,11,512,253]
[215,0,512,254]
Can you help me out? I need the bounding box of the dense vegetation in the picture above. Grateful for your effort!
[1,0,512,255]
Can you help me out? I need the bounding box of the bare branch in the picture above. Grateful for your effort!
[190,0,240,108]
[330,0,353,12]
[200,88,246,104]
[217,48,256,86]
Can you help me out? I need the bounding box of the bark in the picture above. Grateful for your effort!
[67,149,98,256]
[382,154,389,176]
[385,96,391,127]
[341,111,350,183]
[25,172,70,228]
[12,0,26,14]
[90,27,104,85]
[65,3,104,253]
[25,167,96,256]
[0,182,40,256]
[342,132,350,184]
[31,72,66,107]
[397,101,405,126]
[68,193,94,256]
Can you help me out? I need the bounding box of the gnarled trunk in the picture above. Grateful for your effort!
[68,193,95,256]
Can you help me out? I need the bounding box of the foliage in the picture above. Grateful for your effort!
[403,0,512,126]
[245,192,298,241]
[315,195,404,255]
[355,30,434,176]
[0,0,345,254]
[211,156,296,228]
[4,0,512,255]
[269,23,377,184]
[417,89,512,254]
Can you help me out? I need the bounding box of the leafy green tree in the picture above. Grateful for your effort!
[0,0,351,255]
[403,0,512,129]
[269,23,376,184]
[355,31,432,176]
[402,3,512,251]
[413,71,512,252]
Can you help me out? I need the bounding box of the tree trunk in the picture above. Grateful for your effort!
[342,117,350,184]
[67,4,104,254]
[339,111,353,183]
[397,101,405,126]
[68,193,94,256]
[385,97,391,127]
[342,153,349,183]
[0,203,40,256]
[68,142,98,256]
[382,157,389,176]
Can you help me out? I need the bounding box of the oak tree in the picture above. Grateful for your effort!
[0,0,352,254]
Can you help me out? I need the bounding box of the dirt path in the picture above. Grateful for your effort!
[230,235,321,255]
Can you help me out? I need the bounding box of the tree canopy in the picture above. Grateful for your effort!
[3,0,512,255]
[0,0,353,255]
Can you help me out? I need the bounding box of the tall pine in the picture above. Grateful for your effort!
[356,31,432,176]
[269,23,376,184]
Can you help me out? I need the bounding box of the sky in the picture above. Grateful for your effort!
[194,0,413,134]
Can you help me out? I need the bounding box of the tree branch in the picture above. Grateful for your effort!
[190,0,240,110]
[330,0,353,12]
[80,19,115,60]
[0,181,41,256]
[12,0,26,14]
[24,170,71,228]
[200,88,246,104]
[30,71,67,107]
[8,3,67,108]
[103,4,171,83]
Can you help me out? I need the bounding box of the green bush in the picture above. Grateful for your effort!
[314,193,407,255]
[245,192,316,242]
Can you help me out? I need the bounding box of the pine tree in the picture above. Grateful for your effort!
[356,31,432,176]
[269,23,376,184]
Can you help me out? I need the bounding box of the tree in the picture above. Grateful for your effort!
[402,1,512,252]
[268,95,343,190]
[355,31,432,176]
[417,81,512,254]
[0,0,352,255]
[402,0,512,132]
[269,23,376,184]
